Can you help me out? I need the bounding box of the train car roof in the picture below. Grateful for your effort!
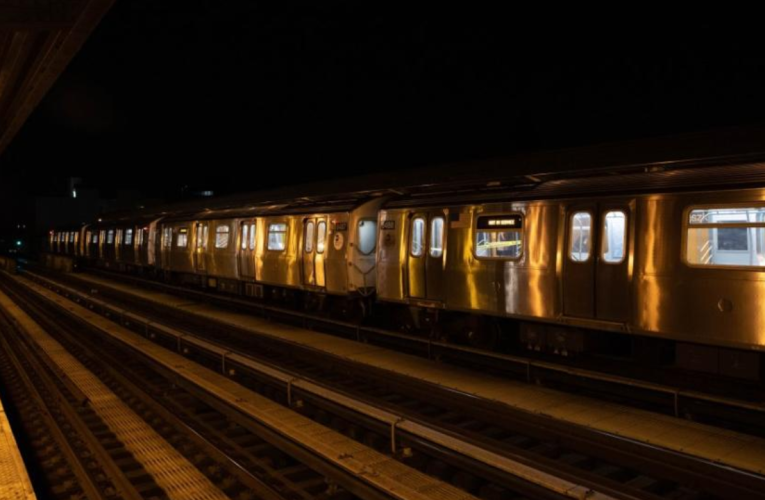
[93,127,765,223]
[385,160,765,209]
[110,194,379,225]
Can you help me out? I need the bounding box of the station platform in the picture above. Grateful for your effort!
[10,277,482,500]
[71,272,765,478]
[0,289,230,500]
[0,388,36,500]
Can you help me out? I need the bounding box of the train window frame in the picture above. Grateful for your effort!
[357,219,377,255]
[215,224,230,249]
[430,216,445,258]
[125,228,134,246]
[682,203,765,270]
[241,223,249,250]
[600,210,627,264]
[177,228,189,248]
[304,220,315,253]
[317,220,327,254]
[249,223,256,250]
[162,227,172,248]
[473,212,524,261]
[196,224,208,249]
[568,211,593,263]
[268,223,288,251]
[410,217,426,258]
[107,229,115,245]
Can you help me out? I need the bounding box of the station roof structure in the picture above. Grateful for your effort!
[0,0,114,156]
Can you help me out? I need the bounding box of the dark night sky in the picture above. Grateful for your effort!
[2,6,765,203]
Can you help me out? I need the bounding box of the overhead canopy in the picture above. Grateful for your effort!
[0,0,114,155]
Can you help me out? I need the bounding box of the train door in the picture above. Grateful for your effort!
[563,203,631,322]
[194,222,208,273]
[301,217,327,288]
[238,220,256,279]
[407,211,446,301]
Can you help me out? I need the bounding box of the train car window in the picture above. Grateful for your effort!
[410,217,425,257]
[475,215,523,259]
[125,229,134,245]
[92,233,98,244]
[601,211,626,263]
[317,221,327,254]
[430,217,445,258]
[268,223,287,251]
[249,223,256,250]
[686,206,765,268]
[69,232,75,243]
[195,225,207,249]
[215,225,230,249]
[107,229,115,245]
[569,212,591,262]
[162,227,172,248]
[241,224,249,250]
[304,221,315,253]
[136,229,143,246]
[358,220,377,255]
[177,228,189,248]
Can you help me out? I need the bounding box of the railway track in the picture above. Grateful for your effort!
[45,264,765,439]
[1,276,436,500]
[10,267,765,499]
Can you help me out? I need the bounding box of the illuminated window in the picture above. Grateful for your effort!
[304,220,315,253]
[430,217,444,258]
[69,232,75,243]
[163,227,172,248]
[601,211,626,263]
[686,206,765,268]
[268,223,287,251]
[177,228,189,248]
[358,220,377,255]
[92,232,98,244]
[249,223,256,250]
[475,215,523,259]
[569,212,591,262]
[410,217,425,257]
[241,224,249,250]
[136,229,143,246]
[196,225,208,249]
[215,225,230,249]
[125,229,134,245]
[317,221,327,254]
[107,229,115,245]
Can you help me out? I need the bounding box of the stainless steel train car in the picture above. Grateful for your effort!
[47,161,765,380]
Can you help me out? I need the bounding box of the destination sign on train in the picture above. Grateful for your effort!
[476,215,523,230]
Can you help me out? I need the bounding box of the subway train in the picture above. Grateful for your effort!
[47,161,765,381]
